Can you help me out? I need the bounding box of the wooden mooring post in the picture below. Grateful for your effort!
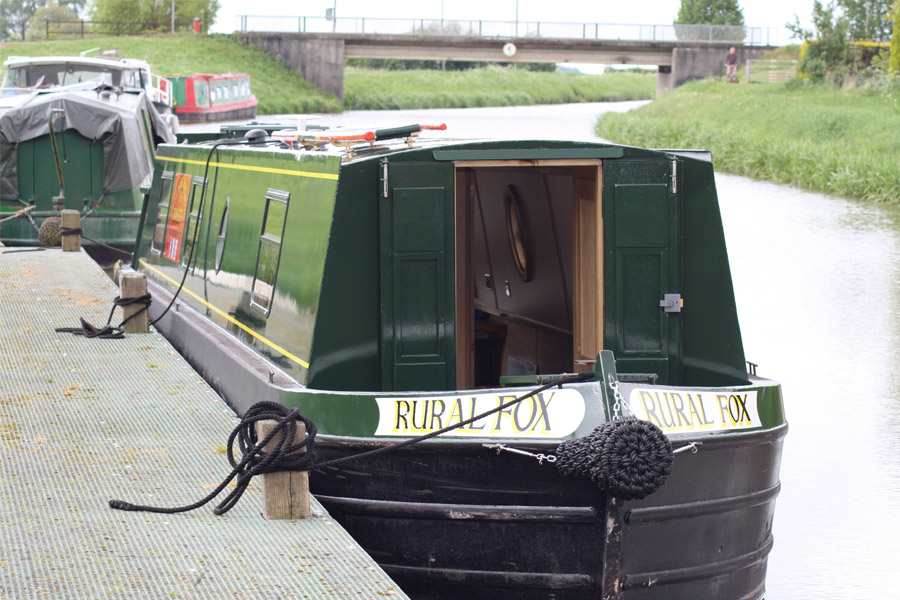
[256,420,310,520]
[60,209,81,252]
[119,273,149,334]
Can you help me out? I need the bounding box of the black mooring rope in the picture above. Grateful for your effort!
[55,293,151,339]
[59,226,83,237]
[110,401,317,515]
[78,231,134,259]
[109,373,594,516]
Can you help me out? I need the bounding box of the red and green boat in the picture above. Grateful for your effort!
[126,123,786,600]
[168,73,257,123]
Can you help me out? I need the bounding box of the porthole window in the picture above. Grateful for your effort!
[504,185,530,282]
[250,189,290,316]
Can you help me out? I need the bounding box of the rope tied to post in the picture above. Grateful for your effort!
[59,226,83,237]
[55,293,151,339]
[110,401,317,515]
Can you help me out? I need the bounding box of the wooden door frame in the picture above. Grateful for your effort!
[453,160,604,389]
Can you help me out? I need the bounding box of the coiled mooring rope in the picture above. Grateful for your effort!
[110,401,317,515]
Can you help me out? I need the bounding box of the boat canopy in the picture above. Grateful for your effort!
[0,87,174,200]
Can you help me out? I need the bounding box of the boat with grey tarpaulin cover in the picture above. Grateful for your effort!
[125,121,786,600]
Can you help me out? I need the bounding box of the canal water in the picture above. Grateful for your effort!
[191,102,900,598]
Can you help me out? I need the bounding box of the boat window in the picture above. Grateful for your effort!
[150,171,175,255]
[3,68,26,87]
[215,197,230,273]
[180,176,207,271]
[121,70,140,88]
[250,189,291,316]
[504,185,531,282]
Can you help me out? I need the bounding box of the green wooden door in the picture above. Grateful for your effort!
[380,160,456,391]
[603,159,682,384]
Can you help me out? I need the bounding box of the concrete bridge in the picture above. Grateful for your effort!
[234,17,780,100]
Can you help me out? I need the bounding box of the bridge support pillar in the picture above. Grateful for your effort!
[658,46,772,95]
[239,33,346,100]
[656,65,674,97]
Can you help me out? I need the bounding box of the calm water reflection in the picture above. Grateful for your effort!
[188,103,900,598]
[717,174,900,599]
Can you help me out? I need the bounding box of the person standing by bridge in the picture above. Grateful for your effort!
[724,47,739,82]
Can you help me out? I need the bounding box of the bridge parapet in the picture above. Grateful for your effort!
[236,15,783,46]
[236,28,777,101]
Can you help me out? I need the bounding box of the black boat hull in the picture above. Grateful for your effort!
[311,424,785,600]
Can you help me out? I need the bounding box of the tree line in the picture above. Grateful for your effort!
[0,0,220,41]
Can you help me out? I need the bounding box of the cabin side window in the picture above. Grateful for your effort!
[250,189,290,316]
[215,197,230,273]
[150,171,175,255]
[180,176,207,271]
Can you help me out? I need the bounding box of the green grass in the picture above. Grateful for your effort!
[344,66,656,109]
[0,34,343,114]
[0,34,656,114]
[595,77,900,203]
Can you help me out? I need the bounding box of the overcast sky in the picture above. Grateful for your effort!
[211,0,816,42]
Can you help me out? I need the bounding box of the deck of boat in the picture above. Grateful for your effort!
[0,247,406,598]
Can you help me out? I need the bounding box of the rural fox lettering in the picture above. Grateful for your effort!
[629,389,760,434]
[375,389,585,438]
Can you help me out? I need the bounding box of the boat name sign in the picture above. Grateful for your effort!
[629,389,760,434]
[375,389,585,438]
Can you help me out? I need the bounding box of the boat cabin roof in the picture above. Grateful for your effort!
[136,128,748,395]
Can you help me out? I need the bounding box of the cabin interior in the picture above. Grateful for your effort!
[453,160,603,389]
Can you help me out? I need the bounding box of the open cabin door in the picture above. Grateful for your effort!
[453,160,605,389]
[379,160,456,391]
[603,159,682,385]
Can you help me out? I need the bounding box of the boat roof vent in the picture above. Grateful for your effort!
[244,128,268,147]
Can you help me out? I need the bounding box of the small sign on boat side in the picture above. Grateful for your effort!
[629,389,760,434]
[375,389,586,438]
[163,173,191,262]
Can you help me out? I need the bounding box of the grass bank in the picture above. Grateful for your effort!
[344,66,655,109]
[594,78,900,203]
[0,34,655,114]
[0,34,343,114]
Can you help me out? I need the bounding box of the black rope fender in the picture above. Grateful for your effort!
[555,416,674,500]
[55,293,151,339]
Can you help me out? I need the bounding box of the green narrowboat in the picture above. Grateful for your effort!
[168,73,257,123]
[129,124,786,600]
[0,85,175,248]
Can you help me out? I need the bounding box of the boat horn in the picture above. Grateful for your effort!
[555,417,674,500]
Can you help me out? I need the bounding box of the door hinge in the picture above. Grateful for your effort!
[381,160,389,198]
[660,293,683,313]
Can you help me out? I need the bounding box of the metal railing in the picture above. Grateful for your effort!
[45,19,200,37]
[235,15,782,46]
